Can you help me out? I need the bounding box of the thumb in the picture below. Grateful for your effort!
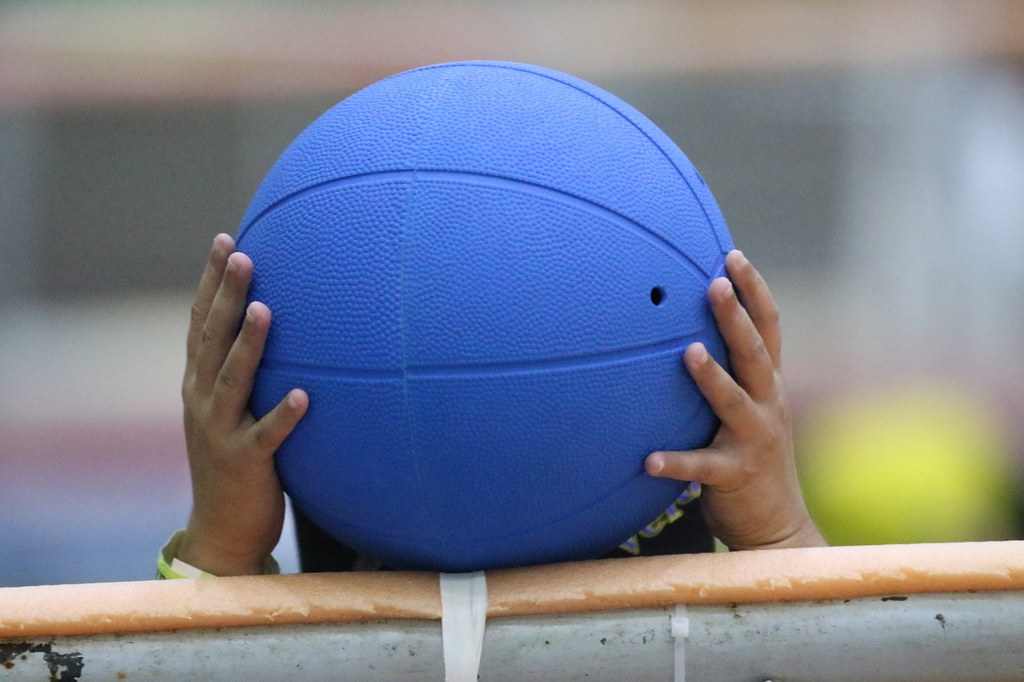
[645,448,736,488]
[249,388,310,457]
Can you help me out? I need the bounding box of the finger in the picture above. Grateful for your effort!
[187,234,235,364]
[707,276,775,400]
[645,447,738,488]
[725,250,781,368]
[684,341,758,435]
[195,251,254,390]
[249,389,309,457]
[212,301,271,424]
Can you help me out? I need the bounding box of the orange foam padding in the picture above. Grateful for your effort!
[2,541,1022,638]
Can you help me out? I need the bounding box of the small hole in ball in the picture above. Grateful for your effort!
[650,286,666,306]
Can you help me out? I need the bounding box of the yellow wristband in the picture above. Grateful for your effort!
[157,531,216,579]
[156,530,281,579]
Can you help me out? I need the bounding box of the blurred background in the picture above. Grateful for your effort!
[2,0,1022,586]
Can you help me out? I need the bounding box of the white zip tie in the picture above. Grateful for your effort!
[671,603,690,682]
[440,571,488,682]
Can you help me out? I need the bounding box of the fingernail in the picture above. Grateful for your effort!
[646,453,665,476]
[712,277,734,298]
[245,302,256,322]
[688,342,708,364]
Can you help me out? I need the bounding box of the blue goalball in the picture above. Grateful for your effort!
[237,61,733,572]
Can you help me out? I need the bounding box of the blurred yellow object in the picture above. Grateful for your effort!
[799,383,1018,545]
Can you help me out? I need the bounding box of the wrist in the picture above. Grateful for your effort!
[779,517,828,549]
[178,525,271,577]
[730,513,827,551]
[158,531,216,579]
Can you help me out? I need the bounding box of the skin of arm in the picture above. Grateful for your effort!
[645,250,827,551]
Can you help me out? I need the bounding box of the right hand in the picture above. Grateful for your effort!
[178,234,309,576]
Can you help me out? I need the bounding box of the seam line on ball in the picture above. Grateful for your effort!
[258,332,705,380]
[399,60,724,253]
[239,169,708,279]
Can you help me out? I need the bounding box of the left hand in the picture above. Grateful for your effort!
[645,250,826,550]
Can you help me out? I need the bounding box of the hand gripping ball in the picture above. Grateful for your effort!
[237,62,734,571]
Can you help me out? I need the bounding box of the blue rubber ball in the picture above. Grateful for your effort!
[237,61,733,572]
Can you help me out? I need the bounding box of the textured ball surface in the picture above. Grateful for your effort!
[237,61,734,571]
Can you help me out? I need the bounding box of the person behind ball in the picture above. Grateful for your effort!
[159,235,825,579]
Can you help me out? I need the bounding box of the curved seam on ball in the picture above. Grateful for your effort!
[238,169,708,280]
[400,60,725,256]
